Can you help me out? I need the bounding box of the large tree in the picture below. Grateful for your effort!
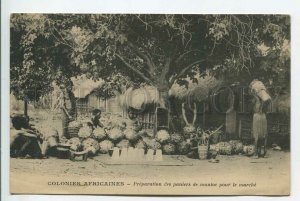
[10,14,82,115]
[60,14,290,97]
[10,14,290,112]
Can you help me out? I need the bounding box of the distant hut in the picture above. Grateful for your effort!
[72,76,122,116]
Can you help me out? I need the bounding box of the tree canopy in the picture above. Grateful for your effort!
[10,14,290,106]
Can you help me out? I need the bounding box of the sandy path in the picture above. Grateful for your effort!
[10,150,290,195]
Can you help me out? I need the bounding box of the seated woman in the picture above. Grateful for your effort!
[10,115,43,159]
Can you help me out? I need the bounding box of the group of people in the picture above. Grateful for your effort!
[10,82,104,159]
[10,109,104,159]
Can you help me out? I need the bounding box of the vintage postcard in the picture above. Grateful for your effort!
[9,14,290,195]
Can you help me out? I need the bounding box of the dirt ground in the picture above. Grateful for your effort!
[10,150,290,195]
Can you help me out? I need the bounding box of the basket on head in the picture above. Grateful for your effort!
[249,80,271,102]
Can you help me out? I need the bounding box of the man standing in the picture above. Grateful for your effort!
[59,82,76,138]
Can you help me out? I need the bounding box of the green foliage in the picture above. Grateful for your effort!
[10,14,290,103]
[93,73,134,99]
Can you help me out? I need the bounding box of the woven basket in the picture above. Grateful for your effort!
[68,126,80,138]
[198,144,209,160]
[56,147,70,159]
[250,80,271,102]
[218,142,233,155]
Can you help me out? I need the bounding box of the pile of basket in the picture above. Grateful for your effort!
[68,121,82,138]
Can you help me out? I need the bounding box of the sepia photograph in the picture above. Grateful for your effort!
[9,13,290,195]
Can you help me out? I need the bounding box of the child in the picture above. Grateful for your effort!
[91,109,104,128]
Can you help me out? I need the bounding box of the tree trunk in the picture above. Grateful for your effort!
[24,99,28,117]
[157,89,169,108]
[156,57,172,108]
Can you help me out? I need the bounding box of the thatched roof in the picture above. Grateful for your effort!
[169,73,222,102]
[71,75,104,98]
[119,86,160,110]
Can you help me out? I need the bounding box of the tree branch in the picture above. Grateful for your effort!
[51,25,75,50]
[182,103,190,126]
[115,53,153,84]
[172,58,207,83]
[174,49,203,65]
[51,32,75,50]
[126,40,156,74]
[192,103,197,125]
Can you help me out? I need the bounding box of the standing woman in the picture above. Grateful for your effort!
[59,82,76,139]
[250,80,271,158]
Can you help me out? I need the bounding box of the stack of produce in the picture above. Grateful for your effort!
[156,130,170,144]
[78,123,93,139]
[156,130,179,155]
[124,128,140,143]
[143,137,162,151]
[216,142,233,155]
[82,138,100,155]
[107,127,124,142]
[92,127,107,141]
[67,137,82,151]
[209,144,220,153]
[162,143,177,155]
[243,144,256,156]
[183,125,196,139]
[177,141,191,155]
[210,141,257,157]
[229,140,244,154]
[169,133,190,155]
[65,116,195,157]
[110,115,127,131]
[99,140,115,154]
[170,133,184,144]
[95,117,144,154]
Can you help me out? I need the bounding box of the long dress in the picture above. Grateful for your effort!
[252,96,268,139]
[61,91,76,138]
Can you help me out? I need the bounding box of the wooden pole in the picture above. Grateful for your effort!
[24,99,28,117]
[202,102,206,129]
